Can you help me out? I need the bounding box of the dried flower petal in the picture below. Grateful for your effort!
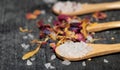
[57,14,71,22]
[75,33,85,42]
[33,10,41,16]
[53,20,61,26]
[22,44,41,60]
[19,27,28,32]
[92,12,107,20]
[26,13,37,20]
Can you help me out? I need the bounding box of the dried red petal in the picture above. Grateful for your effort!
[92,12,107,19]
[37,20,44,27]
[57,14,71,22]
[39,32,45,38]
[49,43,56,51]
[33,10,41,16]
[26,13,37,20]
[53,20,61,26]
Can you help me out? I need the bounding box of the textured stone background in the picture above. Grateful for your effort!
[0,0,120,70]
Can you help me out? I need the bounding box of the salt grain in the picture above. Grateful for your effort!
[44,63,55,69]
[49,65,55,69]
[40,10,46,15]
[23,36,28,39]
[50,54,56,60]
[28,33,34,39]
[56,41,93,58]
[27,60,32,66]
[111,37,115,40]
[104,59,109,63]
[44,63,51,69]
[21,43,30,49]
[30,57,36,61]
[61,60,71,65]
[82,61,86,66]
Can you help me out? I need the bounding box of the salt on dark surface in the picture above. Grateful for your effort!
[1,0,120,70]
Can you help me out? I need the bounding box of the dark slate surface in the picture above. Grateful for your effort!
[0,0,120,70]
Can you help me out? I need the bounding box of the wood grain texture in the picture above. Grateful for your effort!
[0,0,120,70]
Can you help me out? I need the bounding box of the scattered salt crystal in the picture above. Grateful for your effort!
[50,54,56,60]
[104,59,109,63]
[23,36,28,39]
[30,57,36,61]
[88,58,92,61]
[40,10,46,14]
[28,33,34,39]
[26,60,32,66]
[56,41,93,58]
[44,63,55,69]
[82,61,86,66]
[48,19,52,22]
[111,37,115,40]
[61,60,71,65]
[49,65,55,69]
[44,63,51,69]
[21,43,30,49]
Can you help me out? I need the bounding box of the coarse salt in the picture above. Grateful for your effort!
[53,1,82,13]
[44,63,55,69]
[23,36,28,39]
[21,43,30,49]
[56,41,93,58]
[30,57,36,61]
[61,60,71,65]
[40,10,46,15]
[26,60,32,66]
[28,33,34,39]
[50,54,56,60]
[82,61,86,66]
[103,59,109,63]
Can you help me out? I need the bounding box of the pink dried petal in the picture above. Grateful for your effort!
[37,20,44,27]
[53,20,61,26]
[76,33,85,42]
[57,14,71,22]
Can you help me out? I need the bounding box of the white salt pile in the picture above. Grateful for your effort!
[56,41,92,58]
[53,1,82,13]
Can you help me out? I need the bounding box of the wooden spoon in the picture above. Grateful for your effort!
[53,1,120,16]
[86,21,120,32]
[55,43,120,61]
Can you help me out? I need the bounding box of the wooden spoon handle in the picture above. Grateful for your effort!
[85,43,120,59]
[86,21,120,32]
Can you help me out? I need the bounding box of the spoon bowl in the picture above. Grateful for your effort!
[55,43,120,61]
